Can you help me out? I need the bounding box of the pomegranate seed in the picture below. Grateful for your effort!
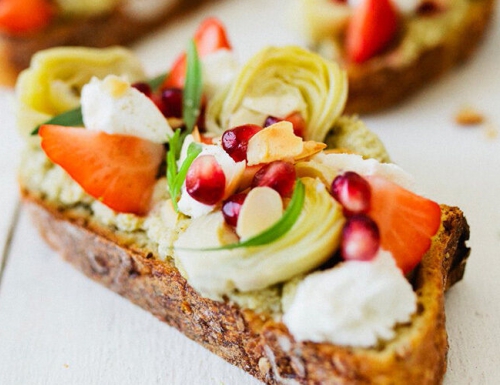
[341,214,380,262]
[132,82,152,97]
[331,171,371,216]
[159,88,183,118]
[221,124,262,162]
[252,161,296,197]
[264,116,281,127]
[185,155,226,205]
[222,193,247,227]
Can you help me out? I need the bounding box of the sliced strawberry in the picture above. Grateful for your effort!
[264,112,306,138]
[0,0,53,34]
[366,175,441,274]
[39,125,165,216]
[284,112,306,138]
[346,0,399,64]
[162,17,232,89]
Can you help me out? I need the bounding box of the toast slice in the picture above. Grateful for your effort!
[20,179,469,384]
[0,0,202,86]
[15,30,471,383]
[294,0,496,114]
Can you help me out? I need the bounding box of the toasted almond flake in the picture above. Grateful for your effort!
[323,148,358,155]
[294,141,327,160]
[236,187,283,240]
[246,121,303,166]
[191,126,202,142]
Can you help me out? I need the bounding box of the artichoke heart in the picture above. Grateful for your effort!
[174,177,344,300]
[205,46,348,142]
[16,46,145,141]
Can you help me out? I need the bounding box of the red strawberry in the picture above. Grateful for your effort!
[163,17,232,89]
[39,125,164,215]
[346,0,399,63]
[264,112,306,139]
[0,0,53,34]
[366,175,441,274]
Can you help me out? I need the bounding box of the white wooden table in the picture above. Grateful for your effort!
[1,1,499,384]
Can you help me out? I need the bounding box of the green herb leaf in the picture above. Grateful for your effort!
[148,72,167,92]
[182,39,203,134]
[179,179,306,251]
[31,107,83,135]
[167,129,202,211]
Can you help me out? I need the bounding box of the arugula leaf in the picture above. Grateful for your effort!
[179,179,306,251]
[31,107,83,135]
[167,129,202,211]
[182,39,203,134]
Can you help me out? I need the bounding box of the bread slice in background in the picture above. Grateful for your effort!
[296,0,496,114]
[0,0,202,86]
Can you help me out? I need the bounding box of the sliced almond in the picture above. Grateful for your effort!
[191,126,202,142]
[236,187,283,241]
[323,147,358,155]
[294,141,327,160]
[246,121,303,166]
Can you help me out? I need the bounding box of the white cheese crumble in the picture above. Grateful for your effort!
[312,152,416,192]
[81,75,173,143]
[282,251,417,348]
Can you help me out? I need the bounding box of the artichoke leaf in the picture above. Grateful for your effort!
[205,46,347,143]
[174,177,344,300]
[16,46,145,142]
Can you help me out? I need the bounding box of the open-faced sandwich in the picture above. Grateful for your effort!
[292,0,496,113]
[17,18,470,384]
[0,0,204,85]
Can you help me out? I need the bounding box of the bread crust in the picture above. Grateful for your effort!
[343,0,496,114]
[21,187,470,385]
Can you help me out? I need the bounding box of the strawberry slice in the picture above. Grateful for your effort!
[162,17,232,89]
[39,125,165,216]
[0,0,53,34]
[346,0,399,64]
[366,175,442,274]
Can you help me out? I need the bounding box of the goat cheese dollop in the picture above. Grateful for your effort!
[81,75,173,143]
[283,250,417,348]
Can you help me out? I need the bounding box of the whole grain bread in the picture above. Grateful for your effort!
[20,182,470,384]
[324,0,496,114]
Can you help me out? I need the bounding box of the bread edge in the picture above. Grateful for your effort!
[344,0,496,114]
[20,187,470,385]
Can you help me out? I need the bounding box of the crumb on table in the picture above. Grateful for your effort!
[455,106,485,126]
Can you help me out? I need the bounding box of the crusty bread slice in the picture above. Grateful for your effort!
[304,0,496,114]
[20,180,470,384]
[0,0,201,87]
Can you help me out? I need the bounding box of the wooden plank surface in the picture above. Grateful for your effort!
[1,1,500,384]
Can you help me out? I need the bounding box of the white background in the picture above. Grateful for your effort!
[0,0,499,383]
